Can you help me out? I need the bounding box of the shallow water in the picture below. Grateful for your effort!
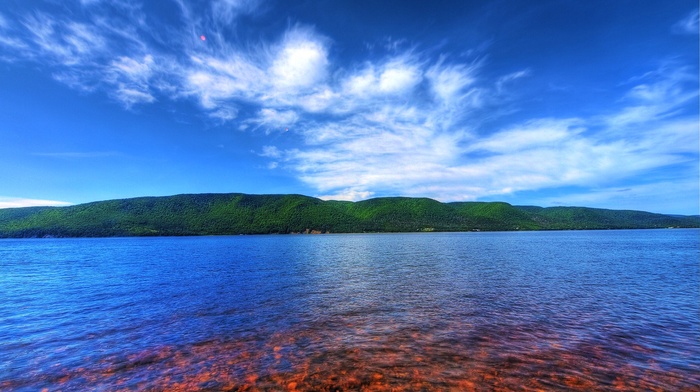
[1,230,698,390]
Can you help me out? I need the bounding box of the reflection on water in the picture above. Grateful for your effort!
[1,231,699,391]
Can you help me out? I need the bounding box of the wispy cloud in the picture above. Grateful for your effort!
[21,13,106,66]
[209,107,238,122]
[0,12,28,56]
[0,197,72,209]
[183,25,332,114]
[186,54,265,109]
[106,55,156,106]
[539,177,700,215]
[211,0,262,24]
[1,3,170,106]
[605,64,698,128]
[0,1,696,208]
[246,108,299,132]
[260,145,282,159]
[495,69,530,93]
[271,62,697,201]
[672,8,699,34]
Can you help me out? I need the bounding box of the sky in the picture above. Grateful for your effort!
[0,0,698,214]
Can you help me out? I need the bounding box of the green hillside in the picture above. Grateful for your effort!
[0,193,697,238]
[517,206,699,230]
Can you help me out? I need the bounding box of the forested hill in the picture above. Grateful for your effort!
[0,193,698,238]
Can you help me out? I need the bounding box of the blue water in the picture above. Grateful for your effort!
[1,230,698,390]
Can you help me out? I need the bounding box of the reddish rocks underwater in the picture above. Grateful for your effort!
[7,319,697,391]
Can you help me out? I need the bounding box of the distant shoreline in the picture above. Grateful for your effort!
[1,193,698,238]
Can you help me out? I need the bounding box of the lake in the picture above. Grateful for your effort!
[1,230,698,391]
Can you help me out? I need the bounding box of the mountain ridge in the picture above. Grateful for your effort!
[0,193,698,238]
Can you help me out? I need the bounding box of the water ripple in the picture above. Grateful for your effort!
[0,230,698,391]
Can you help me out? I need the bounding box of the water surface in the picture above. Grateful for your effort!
[1,230,698,390]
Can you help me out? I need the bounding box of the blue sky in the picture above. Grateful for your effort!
[0,0,698,214]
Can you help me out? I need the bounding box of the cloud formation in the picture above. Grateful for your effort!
[673,8,699,34]
[0,197,72,209]
[0,1,697,210]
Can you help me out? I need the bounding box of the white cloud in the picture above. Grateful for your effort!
[604,65,698,129]
[22,13,66,58]
[114,85,155,106]
[467,119,584,154]
[496,69,530,92]
[273,62,698,204]
[318,189,375,201]
[182,28,331,112]
[261,108,299,126]
[426,62,478,105]
[340,56,422,99]
[0,3,696,210]
[282,106,469,198]
[110,55,154,82]
[0,197,72,209]
[64,22,106,56]
[0,14,28,54]
[342,67,378,97]
[672,8,699,34]
[108,55,156,107]
[246,108,299,133]
[8,9,166,107]
[297,87,338,113]
[209,107,238,122]
[22,14,106,66]
[187,71,238,109]
[212,0,261,23]
[269,28,329,91]
[260,145,282,158]
[184,53,267,108]
[378,61,421,93]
